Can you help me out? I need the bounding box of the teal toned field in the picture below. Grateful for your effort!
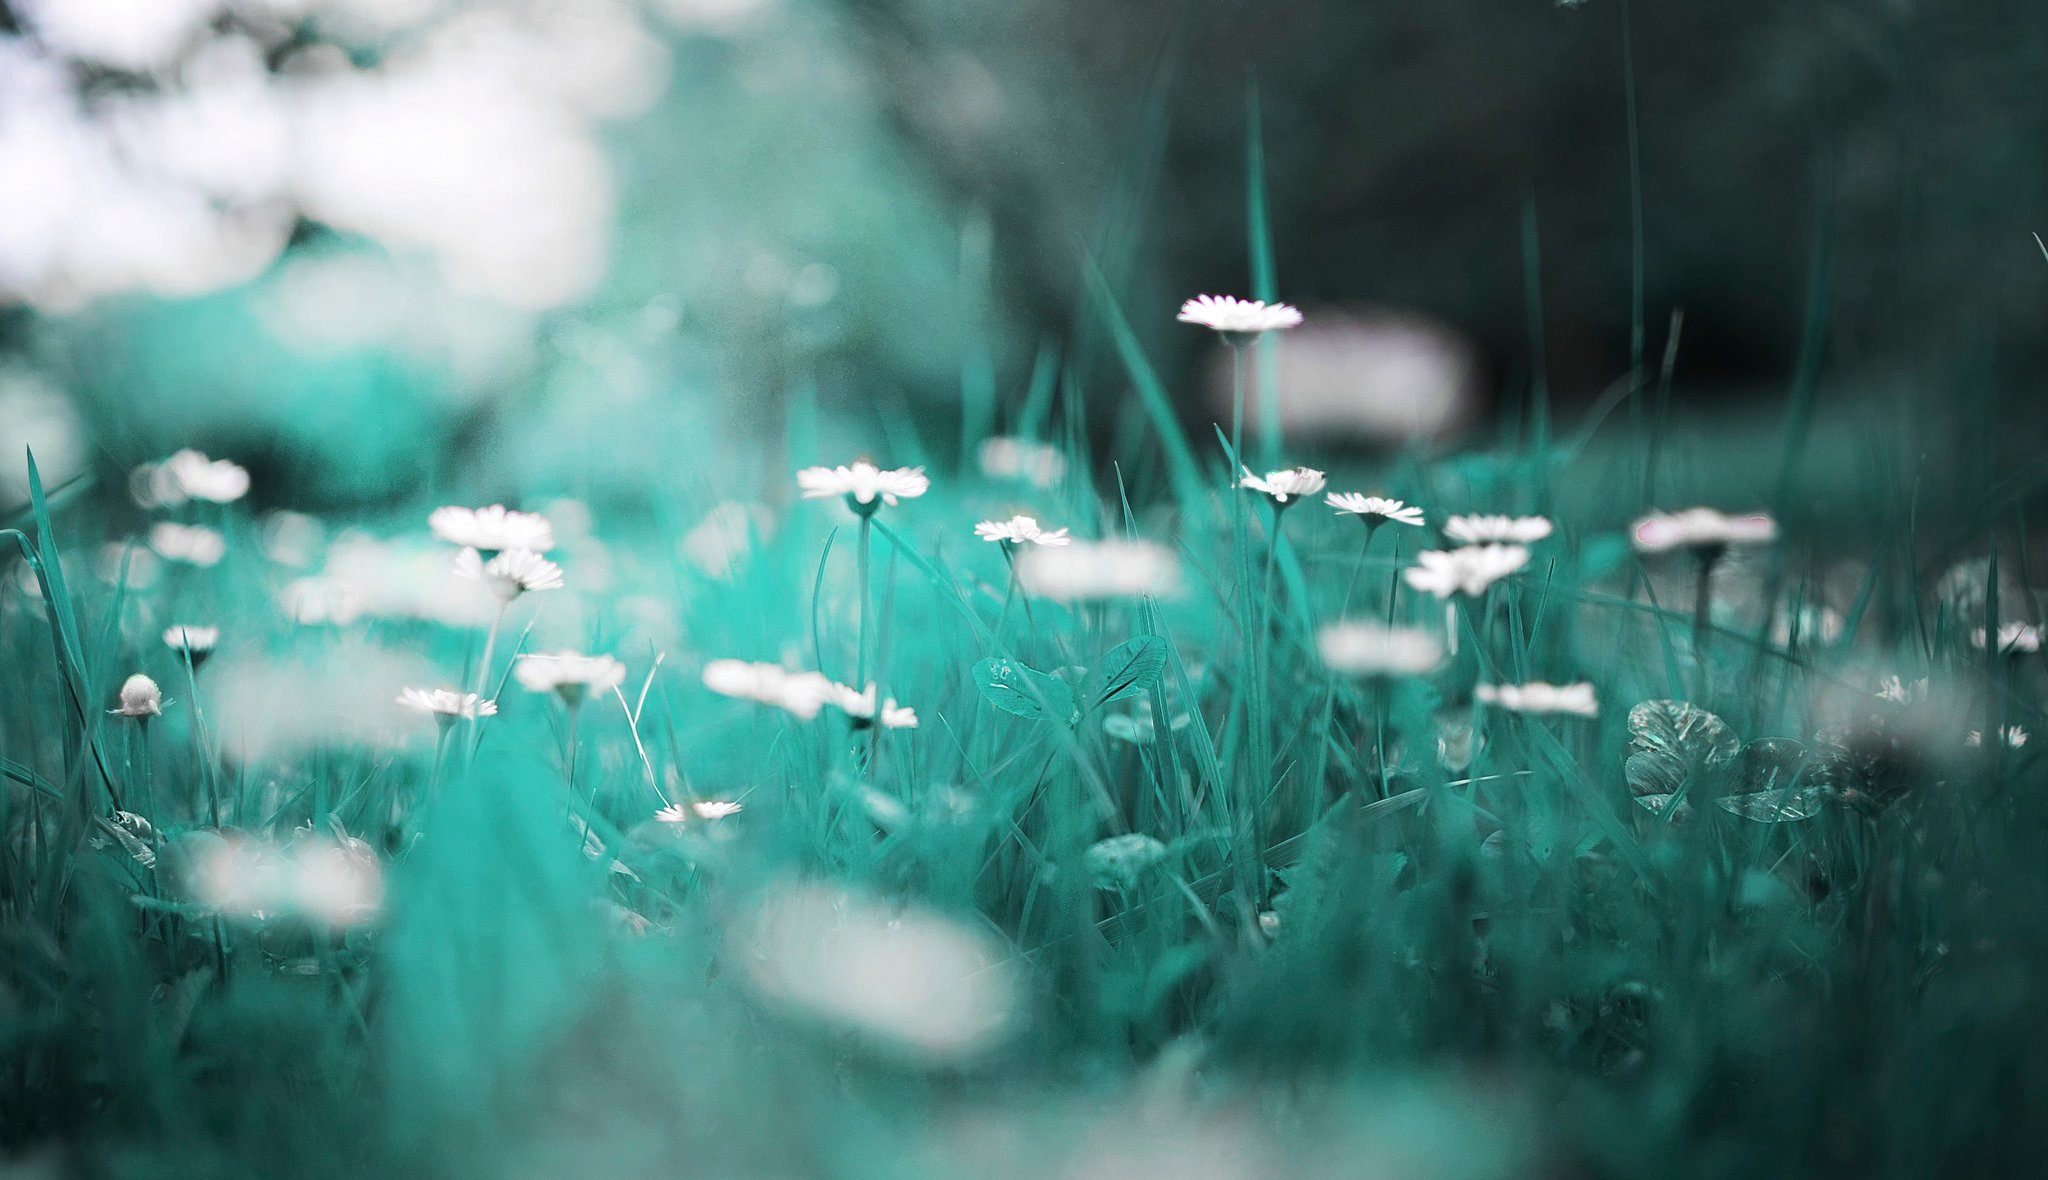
[4,2,2048,1178]
[7,305,2047,1176]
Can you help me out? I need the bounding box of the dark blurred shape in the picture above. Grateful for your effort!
[845,0,2048,410]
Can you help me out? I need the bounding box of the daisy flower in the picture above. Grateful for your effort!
[691,800,744,819]
[163,625,219,666]
[1238,466,1327,505]
[428,505,557,554]
[1876,675,1929,704]
[1316,622,1443,677]
[1327,493,1425,527]
[1476,681,1599,717]
[111,673,164,718]
[396,687,497,722]
[164,449,250,503]
[1443,514,1553,546]
[148,521,227,567]
[824,682,919,729]
[796,461,929,515]
[1976,622,2043,654]
[1177,294,1304,339]
[1015,539,1181,602]
[975,515,1071,547]
[1631,508,1776,555]
[654,804,691,825]
[455,547,564,602]
[1967,726,2030,749]
[1403,545,1531,599]
[515,651,628,704]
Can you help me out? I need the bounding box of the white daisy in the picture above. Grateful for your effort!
[1631,508,1776,555]
[796,461,929,514]
[148,521,227,567]
[1326,493,1425,527]
[163,625,219,662]
[396,687,497,721]
[1976,622,2043,654]
[692,800,744,819]
[111,673,163,718]
[514,651,628,704]
[655,804,691,825]
[164,449,250,503]
[1177,294,1304,337]
[974,515,1071,547]
[1238,466,1327,505]
[1967,726,2030,749]
[454,547,564,602]
[1015,539,1181,602]
[1403,545,1531,599]
[1443,514,1553,546]
[1316,622,1443,677]
[1476,681,1599,717]
[428,505,556,554]
[825,682,919,729]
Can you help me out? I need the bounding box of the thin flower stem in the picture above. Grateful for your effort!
[1229,343,1247,465]
[565,701,584,804]
[134,721,156,829]
[856,514,873,691]
[1337,522,1380,619]
[476,601,510,702]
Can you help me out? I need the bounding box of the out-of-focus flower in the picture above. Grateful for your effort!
[164,449,250,503]
[701,659,834,721]
[1016,539,1181,602]
[1477,681,1599,717]
[975,515,1071,547]
[429,505,557,554]
[824,682,918,729]
[1876,675,1929,704]
[1631,508,1776,555]
[1327,493,1425,527]
[1238,465,1327,505]
[691,799,744,819]
[797,461,929,513]
[1317,622,1443,677]
[396,687,496,723]
[281,576,366,626]
[1967,726,2030,749]
[1177,294,1303,337]
[514,651,627,704]
[111,673,163,718]
[1403,545,1530,599]
[1224,309,1482,447]
[148,521,227,567]
[163,625,219,666]
[454,546,564,602]
[1085,833,1171,890]
[1445,514,1552,546]
[287,835,384,928]
[262,511,328,568]
[681,501,774,577]
[976,437,1065,488]
[738,882,1022,1061]
[1976,622,2043,654]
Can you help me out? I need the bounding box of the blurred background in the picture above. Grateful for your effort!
[3,0,2044,513]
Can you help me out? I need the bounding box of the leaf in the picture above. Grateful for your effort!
[1624,750,1686,799]
[1095,635,1167,705]
[1626,700,1739,769]
[1717,738,1826,822]
[1717,788,1828,823]
[972,657,1076,723]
